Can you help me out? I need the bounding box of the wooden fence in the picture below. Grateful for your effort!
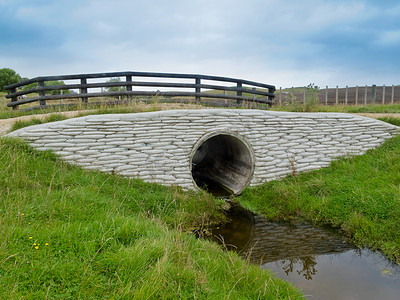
[5,71,275,110]
[276,85,400,106]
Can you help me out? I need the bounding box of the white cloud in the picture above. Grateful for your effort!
[377,30,400,46]
[1,0,399,88]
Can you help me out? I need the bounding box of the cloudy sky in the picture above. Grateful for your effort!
[1,0,399,88]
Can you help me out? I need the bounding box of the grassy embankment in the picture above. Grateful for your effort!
[3,90,400,297]
[0,137,302,299]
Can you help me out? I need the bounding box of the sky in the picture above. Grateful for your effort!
[1,0,399,88]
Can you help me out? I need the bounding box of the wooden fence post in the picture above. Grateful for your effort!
[392,85,395,104]
[11,87,18,110]
[355,85,359,105]
[335,86,339,105]
[372,84,376,103]
[126,75,132,92]
[195,77,201,103]
[236,82,243,106]
[126,75,132,101]
[345,85,348,105]
[80,78,88,104]
[38,81,46,107]
[325,86,328,105]
[279,87,282,106]
[303,87,306,104]
[364,85,368,105]
[382,85,386,104]
[268,87,275,104]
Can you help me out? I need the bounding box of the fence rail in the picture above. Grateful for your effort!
[276,85,400,106]
[5,71,275,110]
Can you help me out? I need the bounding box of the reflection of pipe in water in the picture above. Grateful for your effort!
[209,204,255,252]
[243,216,354,265]
[209,204,354,266]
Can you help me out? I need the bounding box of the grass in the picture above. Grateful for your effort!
[377,117,400,127]
[238,132,400,264]
[344,104,400,113]
[0,137,302,299]
[0,93,204,120]
[10,114,68,132]
[272,101,400,113]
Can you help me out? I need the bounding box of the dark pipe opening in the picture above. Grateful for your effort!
[191,134,254,196]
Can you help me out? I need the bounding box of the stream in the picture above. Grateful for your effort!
[209,204,400,300]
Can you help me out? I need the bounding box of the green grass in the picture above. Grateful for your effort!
[10,114,68,132]
[0,137,302,299]
[238,134,400,264]
[271,102,400,113]
[377,117,400,127]
[0,93,193,119]
[344,104,400,113]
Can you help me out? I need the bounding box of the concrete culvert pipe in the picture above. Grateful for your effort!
[190,133,254,196]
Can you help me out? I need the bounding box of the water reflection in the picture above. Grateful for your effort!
[263,249,400,299]
[210,204,354,280]
[280,256,317,280]
[209,204,400,299]
[243,215,354,267]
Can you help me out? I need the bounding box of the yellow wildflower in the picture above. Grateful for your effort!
[29,237,32,239]
[34,246,39,250]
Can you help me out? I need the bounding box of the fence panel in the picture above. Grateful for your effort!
[6,71,275,110]
[276,85,399,106]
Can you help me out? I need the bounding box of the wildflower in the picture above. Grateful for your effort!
[21,214,25,216]
[34,246,39,250]
[29,237,32,239]
[45,243,49,246]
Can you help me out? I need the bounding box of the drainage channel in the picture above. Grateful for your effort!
[208,205,400,300]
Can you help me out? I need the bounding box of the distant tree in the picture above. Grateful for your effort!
[22,80,71,95]
[46,80,71,95]
[0,68,21,92]
[105,77,126,92]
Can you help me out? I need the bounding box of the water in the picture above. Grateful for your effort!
[209,205,400,300]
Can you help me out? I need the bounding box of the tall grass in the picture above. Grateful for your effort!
[0,94,192,119]
[0,137,302,299]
